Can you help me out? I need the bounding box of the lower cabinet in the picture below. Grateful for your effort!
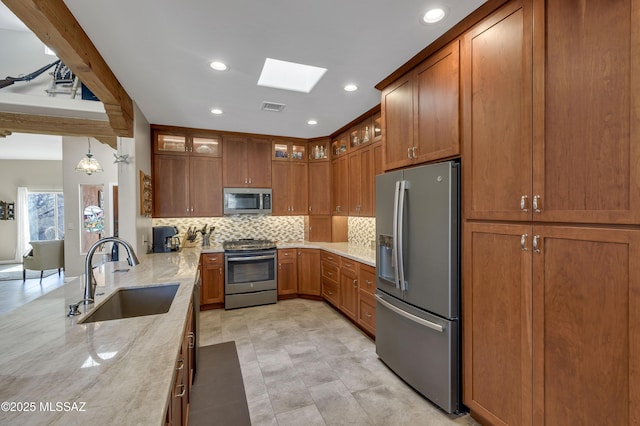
[297,249,321,296]
[339,258,358,321]
[321,252,340,307]
[357,264,376,335]
[200,253,224,307]
[166,301,194,426]
[277,249,298,297]
[464,222,640,425]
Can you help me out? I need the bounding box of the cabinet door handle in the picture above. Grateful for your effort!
[407,148,412,159]
[327,272,333,276]
[412,146,417,158]
[533,195,542,213]
[249,178,252,184]
[309,206,312,212]
[188,332,195,348]
[175,384,186,398]
[309,226,313,232]
[219,268,222,275]
[520,195,529,212]
[327,290,333,295]
[533,235,541,254]
[521,234,528,251]
[353,279,358,288]
[176,359,184,371]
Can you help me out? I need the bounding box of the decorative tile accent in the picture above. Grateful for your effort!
[153,215,376,247]
[152,215,305,244]
[348,217,375,247]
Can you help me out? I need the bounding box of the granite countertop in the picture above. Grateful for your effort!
[0,241,373,424]
[0,248,202,425]
[202,241,376,266]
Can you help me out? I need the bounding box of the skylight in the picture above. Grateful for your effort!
[257,58,327,93]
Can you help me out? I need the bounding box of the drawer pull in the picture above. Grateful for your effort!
[175,384,186,398]
[176,359,184,371]
[366,312,372,318]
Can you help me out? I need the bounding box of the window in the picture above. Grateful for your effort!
[28,192,64,241]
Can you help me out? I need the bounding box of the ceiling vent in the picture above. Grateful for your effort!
[261,101,285,112]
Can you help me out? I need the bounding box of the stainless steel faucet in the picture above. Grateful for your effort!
[83,237,140,304]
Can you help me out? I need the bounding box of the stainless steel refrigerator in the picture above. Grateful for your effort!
[375,160,460,413]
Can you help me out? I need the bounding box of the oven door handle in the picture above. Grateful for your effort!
[227,255,275,261]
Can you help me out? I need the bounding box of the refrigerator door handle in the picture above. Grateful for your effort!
[397,180,407,291]
[376,295,444,333]
[392,181,401,289]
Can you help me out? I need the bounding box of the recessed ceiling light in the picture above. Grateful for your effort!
[210,61,228,71]
[423,8,446,24]
[344,84,358,92]
[307,119,318,125]
[211,108,223,115]
[257,58,327,93]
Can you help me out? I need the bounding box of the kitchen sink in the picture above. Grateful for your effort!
[80,283,180,323]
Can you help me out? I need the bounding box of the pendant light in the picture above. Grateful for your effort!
[75,138,103,175]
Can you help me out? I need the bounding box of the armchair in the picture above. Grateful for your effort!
[23,240,64,281]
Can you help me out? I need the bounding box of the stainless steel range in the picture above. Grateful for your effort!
[223,239,277,309]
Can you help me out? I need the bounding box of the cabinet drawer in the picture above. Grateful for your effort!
[322,278,339,307]
[360,264,376,295]
[278,248,297,259]
[202,253,223,266]
[358,290,376,335]
[322,261,339,283]
[321,251,340,265]
[340,257,358,274]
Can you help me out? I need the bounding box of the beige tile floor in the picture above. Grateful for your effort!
[199,298,480,426]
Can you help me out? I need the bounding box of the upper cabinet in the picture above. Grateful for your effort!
[273,140,307,162]
[382,40,460,171]
[223,136,272,188]
[152,130,223,217]
[463,0,640,225]
[462,2,532,222]
[331,133,349,158]
[155,133,221,157]
[531,0,640,225]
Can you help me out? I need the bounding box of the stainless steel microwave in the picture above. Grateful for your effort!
[223,188,272,215]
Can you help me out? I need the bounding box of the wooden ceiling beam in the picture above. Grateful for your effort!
[0,111,118,149]
[2,0,134,138]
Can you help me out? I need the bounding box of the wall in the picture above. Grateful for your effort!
[62,137,117,276]
[117,103,152,255]
[0,160,63,262]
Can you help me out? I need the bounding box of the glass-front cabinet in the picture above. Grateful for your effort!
[372,112,382,142]
[154,132,221,157]
[272,140,307,161]
[309,139,330,161]
[331,132,349,157]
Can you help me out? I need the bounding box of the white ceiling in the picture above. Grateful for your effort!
[57,0,487,139]
[1,1,487,145]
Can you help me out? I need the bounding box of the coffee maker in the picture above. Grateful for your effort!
[152,226,180,253]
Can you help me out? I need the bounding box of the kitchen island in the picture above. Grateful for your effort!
[0,248,201,425]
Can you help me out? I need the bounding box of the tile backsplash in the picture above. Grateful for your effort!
[153,215,376,247]
[153,215,305,244]
[348,216,376,247]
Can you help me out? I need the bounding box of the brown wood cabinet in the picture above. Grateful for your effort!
[223,136,272,187]
[321,252,340,307]
[277,248,298,297]
[465,0,640,225]
[153,154,222,218]
[464,222,640,425]
[272,161,308,215]
[463,222,532,426]
[297,248,321,296]
[305,215,332,242]
[308,161,331,215]
[272,140,307,161]
[462,1,532,222]
[357,264,376,336]
[339,258,358,321]
[348,144,375,216]
[200,253,224,307]
[382,40,460,171]
[166,301,194,426]
[332,156,349,215]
